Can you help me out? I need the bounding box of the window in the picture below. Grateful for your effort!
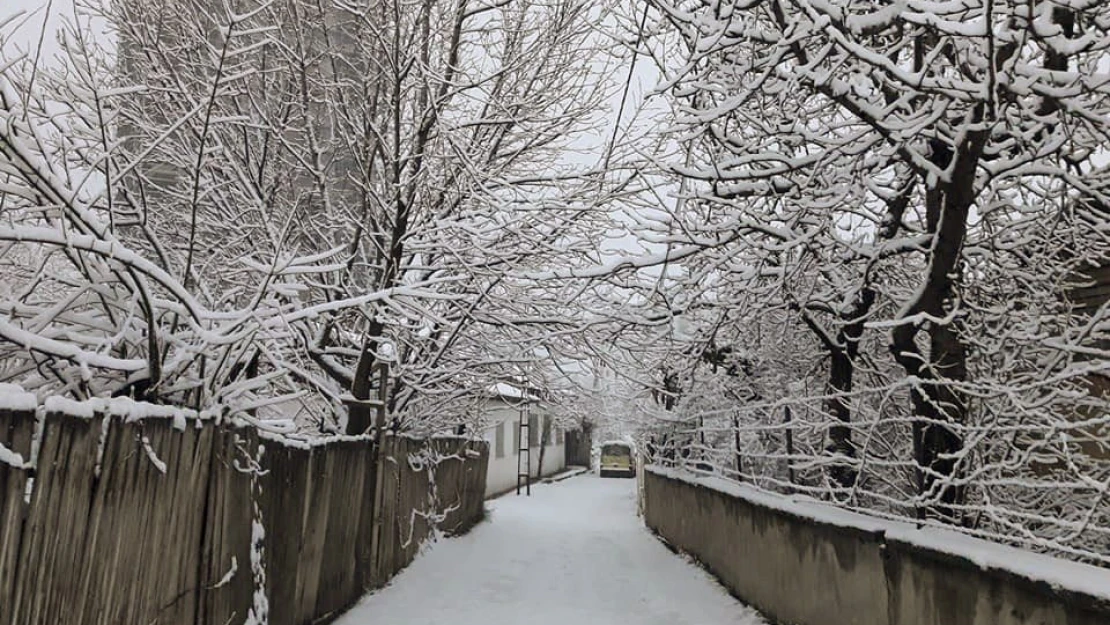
[513,420,521,452]
[495,421,505,458]
[602,443,632,458]
[556,427,564,445]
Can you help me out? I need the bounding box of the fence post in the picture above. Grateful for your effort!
[733,414,742,478]
[0,401,35,625]
[367,362,390,585]
[784,406,796,489]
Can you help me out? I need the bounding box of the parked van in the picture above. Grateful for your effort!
[599,441,635,478]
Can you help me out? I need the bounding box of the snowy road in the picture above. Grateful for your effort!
[335,474,767,625]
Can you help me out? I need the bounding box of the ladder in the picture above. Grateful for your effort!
[516,410,531,496]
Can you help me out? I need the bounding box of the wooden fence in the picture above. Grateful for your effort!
[0,392,488,625]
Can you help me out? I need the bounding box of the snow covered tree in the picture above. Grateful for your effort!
[638,0,1110,558]
[0,0,620,432]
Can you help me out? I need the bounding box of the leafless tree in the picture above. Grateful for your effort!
[0,0,621,435]
[626,0,1110,561]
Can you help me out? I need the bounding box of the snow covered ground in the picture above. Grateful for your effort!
[335,474,767,625]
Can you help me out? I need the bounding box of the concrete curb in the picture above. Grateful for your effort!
[541,466,590,483]
[486,466,591,500]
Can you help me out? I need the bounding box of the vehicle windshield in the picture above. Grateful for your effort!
[601,444,631,457]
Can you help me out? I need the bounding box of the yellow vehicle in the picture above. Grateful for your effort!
[599,441,636,478]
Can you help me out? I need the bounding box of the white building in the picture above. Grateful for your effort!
[481,384,566,498]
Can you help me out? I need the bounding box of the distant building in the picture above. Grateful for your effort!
[113,0,373,294]
[1063,262,1110,465]
[480,383,566,497]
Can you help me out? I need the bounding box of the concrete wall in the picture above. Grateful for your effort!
[643,468,1110,625]
[482,399,566,497]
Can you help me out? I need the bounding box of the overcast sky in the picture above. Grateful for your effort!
[0,0,667,260]
[2,0,74,58]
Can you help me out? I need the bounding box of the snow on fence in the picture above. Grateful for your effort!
[644,467,1110,625]
[0,392,488,625]
[646,388,1110,568]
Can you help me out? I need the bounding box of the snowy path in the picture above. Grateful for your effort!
[335,474,768,625]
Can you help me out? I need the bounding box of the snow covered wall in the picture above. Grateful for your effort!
[643,467,1110,625]
[478,396,568,498]
[0,391,489,625]
[483,421,566,497]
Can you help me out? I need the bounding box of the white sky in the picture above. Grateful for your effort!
[2,0,76,58]
[0,0,667,262]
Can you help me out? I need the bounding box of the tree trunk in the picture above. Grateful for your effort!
[347,318,384,435]
[806,287,875,490]
[824,288,872,490]
[891,123,986,522]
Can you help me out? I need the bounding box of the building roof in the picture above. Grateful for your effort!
[487,382,541,402]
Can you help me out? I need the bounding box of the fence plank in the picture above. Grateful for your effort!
[10,413,101,625]
[432,439,489,535]
[374,436,401,584]
[0,407,34,625]
[314,441,369,621]
[459,441,489,534]
[73,413,131,625]
[74,417,214,625]
[354,439,379,592]
[198,424,257,625]
[259,439,310,625]
[293,447,332,625]
[396,437,433,572]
